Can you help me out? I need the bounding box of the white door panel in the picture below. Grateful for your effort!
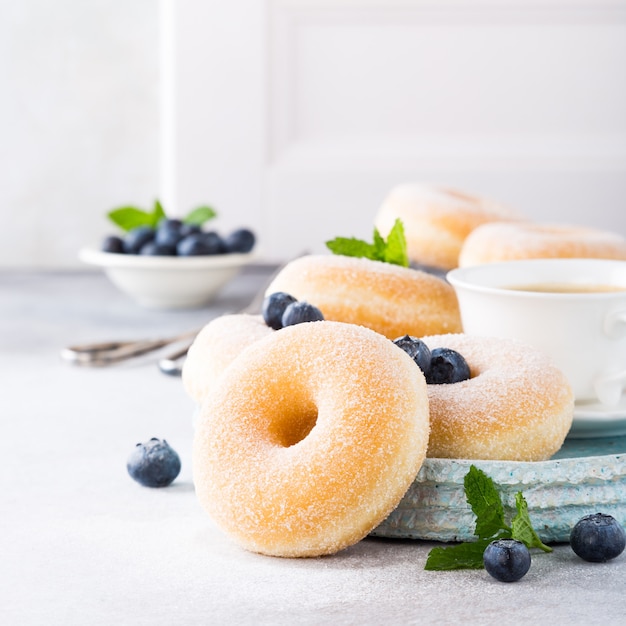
[172,0,626,259]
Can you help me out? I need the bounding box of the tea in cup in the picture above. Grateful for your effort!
[447,259,626,407]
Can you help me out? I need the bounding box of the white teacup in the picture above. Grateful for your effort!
[447,259,626,407]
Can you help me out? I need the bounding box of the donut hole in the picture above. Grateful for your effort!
[267,399,319,448]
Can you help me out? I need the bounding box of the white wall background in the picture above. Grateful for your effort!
[1,0,625,267]
[0,0,159,268]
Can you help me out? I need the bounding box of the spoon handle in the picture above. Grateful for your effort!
[60,330,198,366]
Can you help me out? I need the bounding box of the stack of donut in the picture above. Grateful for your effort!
[186,252,575,558]
[374,183,521,270]
[184,253,462,406]
[374,182,626,269]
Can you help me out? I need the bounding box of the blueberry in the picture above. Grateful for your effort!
[158,217,183,231]
[570,513,626,562]
[200,231,225,254]
[176,233,215,256]
[102,235,125,254]
[127,438,181,488]
[139,241,176,256]
[425,347,470,384]
[262,292,298,330]
[123,226,155,254]
[483,539,531,582]
[281,301,324,327]
[179,223,202,238]
[223,228,256,253]
[155,218,184,248]
[393,335,432,376]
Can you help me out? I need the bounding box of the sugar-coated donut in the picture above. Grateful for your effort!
[374,183,520,270]
[182,314,272,407]
[459,222,626,267]
[264,254,462,339]
[422,334,574,461]
[193,321,430,557]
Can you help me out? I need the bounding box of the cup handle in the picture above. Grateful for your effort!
[594,370,626,407]
[604,308,626,339]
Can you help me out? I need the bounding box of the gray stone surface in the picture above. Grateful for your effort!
[2,268,625,625]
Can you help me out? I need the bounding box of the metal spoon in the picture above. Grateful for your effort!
[61,329,200,367]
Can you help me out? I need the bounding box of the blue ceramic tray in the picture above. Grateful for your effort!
[373,436,626,543]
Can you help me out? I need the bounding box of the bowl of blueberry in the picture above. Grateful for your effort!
[80,201,257,309]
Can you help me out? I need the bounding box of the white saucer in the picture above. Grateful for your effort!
[568,393,626,439]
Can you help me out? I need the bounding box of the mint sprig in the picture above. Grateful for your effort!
[325,219,409,267]
[425,465,552,571]
[107,200,217,232]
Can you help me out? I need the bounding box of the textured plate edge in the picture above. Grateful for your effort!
[373,452,626,543]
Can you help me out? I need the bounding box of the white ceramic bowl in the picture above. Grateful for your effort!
[79,247,255,309]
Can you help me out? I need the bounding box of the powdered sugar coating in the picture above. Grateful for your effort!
[375,183,521,269]
[459,222,626,267]
[422,334,575,461]
[192,321,430,557]
[264,254,462,340]
[182,314,273,405]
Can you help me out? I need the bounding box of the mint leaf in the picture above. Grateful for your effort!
[325,219,409,267]
[425,539,492,571]
[511,492,553,553]
[152,199,166,225]
[464,465,510,539]
[183,205,217,226]
[107,206,155,232]
[372,228,387,260]
[108,200,166,231]
[383,219,409,267]
[325,237,378,259]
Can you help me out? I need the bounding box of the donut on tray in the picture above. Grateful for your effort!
[192,321,430,557]
[264,254,462,340]
[422,333,574,461]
